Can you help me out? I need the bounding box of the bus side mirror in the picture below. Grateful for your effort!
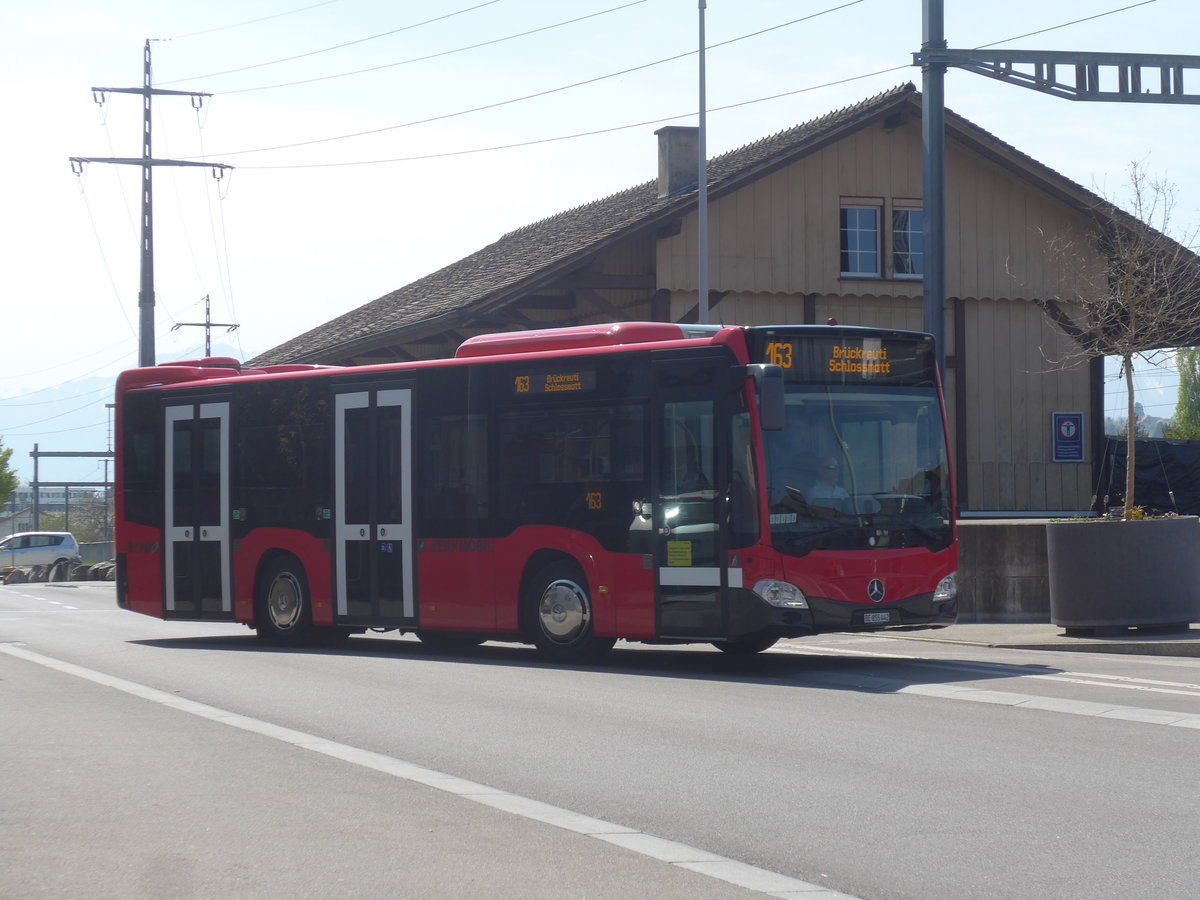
[748,364,785,431]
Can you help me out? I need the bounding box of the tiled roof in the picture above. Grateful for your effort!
[251,83,922,365]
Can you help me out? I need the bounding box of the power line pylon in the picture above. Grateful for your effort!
[70,40,233,368]
[172,294,239,357]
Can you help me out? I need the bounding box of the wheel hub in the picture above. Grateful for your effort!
[538,579,589,644]
[268,574,302,629]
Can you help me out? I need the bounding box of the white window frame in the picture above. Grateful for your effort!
[839,203,882,278]
[891,202,924,281]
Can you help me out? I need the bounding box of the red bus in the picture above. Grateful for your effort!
[115,322,957,661]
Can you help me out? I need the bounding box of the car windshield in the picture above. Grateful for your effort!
[763,385,952,554]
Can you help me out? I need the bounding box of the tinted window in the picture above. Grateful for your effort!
[122,392,161,527]
[234,380,330,534]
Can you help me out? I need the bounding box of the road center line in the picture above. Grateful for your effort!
[0,643,858,900]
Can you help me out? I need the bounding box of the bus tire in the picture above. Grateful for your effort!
[712,635,779,655]
[525,562,615,663]
[256,557,314,646]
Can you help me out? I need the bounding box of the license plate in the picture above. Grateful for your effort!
[863,611,891,624]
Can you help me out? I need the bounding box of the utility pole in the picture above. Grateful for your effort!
[172,294,239,357]
[70,40,232,368]
[920,0,947,376]
[697,0,710,325]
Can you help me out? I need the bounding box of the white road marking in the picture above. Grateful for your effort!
[801,671,1200,729]
[777,642,1200,706]
[0,643,858,900]
[1034,673,1200,698]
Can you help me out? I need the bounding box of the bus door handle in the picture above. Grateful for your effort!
[659,526,672,536]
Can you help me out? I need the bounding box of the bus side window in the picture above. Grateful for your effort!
[423,414,488,528]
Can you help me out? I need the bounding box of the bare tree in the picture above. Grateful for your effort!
[1035,162,1200,519]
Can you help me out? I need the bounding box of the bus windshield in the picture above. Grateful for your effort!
[764,385,952,554]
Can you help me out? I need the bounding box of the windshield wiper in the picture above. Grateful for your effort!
[782,521,866,548]
[868,513,947,544]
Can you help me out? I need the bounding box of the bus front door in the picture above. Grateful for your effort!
[164,401,231,618]
[334,387,415,626]
[652,357,729,639]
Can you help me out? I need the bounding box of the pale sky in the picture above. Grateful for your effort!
[2,0,1198,483]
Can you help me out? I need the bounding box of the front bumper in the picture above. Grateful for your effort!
[729,587,958,639]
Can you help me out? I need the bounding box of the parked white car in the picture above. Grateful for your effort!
[0,532,81,573]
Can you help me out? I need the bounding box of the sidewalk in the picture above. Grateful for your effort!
[882,622,1200,657]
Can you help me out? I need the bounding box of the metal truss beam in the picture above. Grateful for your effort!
[914,49,1200,104]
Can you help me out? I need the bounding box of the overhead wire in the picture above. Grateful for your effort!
[232,61,910,170]
[164,0,344,42]
[75,185,138,341]
[5,419,113,439]
[972,0,1157,50]
[201,0,656,96]
[161,0,506,82]
[192,0,1151,169]
[157,97,213,324]
[5,395,119,432]
[195,0,866,160]
[194,109,245,359]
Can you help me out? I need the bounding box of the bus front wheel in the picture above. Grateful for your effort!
[256,557,314,646]
[525,562,615,663]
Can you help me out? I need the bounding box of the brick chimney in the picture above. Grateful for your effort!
[655,126,699,199]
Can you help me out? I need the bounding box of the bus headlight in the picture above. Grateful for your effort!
[754,579,808,609]
[933,572,958,601]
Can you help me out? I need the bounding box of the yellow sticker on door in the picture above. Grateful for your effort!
[666,541,692,567]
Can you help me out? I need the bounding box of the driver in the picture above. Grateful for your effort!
[808,456,850,507]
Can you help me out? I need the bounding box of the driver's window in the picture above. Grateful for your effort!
[660,401,714,496]
[659,399,718,567]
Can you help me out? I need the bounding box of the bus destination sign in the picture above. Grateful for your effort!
[755,332,934,387]
[513,369,597,396]
[827,343,891,376]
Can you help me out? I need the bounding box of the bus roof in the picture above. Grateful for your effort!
[454,322,727,358]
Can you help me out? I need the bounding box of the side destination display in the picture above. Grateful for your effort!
[512,368,598,396]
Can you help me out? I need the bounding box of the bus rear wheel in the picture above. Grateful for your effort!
[256,557,315,646]
[525,562,615,663]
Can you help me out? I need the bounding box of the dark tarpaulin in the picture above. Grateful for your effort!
[1097,437,1200,515]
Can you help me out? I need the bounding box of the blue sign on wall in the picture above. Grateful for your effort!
[1053,412,1084,462]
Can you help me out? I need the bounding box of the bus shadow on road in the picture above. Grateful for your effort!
[130,631,1064,693]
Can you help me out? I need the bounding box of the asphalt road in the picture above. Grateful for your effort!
[3,581,1200,899]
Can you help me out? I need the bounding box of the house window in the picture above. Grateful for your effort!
[840,206,880,277]
[892,208,923,278]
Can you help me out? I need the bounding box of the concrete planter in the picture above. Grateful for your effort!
[1046,516,1200,633]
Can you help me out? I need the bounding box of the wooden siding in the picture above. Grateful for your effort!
[963,299,1092,511]
[657,116,1098,304]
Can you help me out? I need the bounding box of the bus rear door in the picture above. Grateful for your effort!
[164,400,232,618]
[334,385,415,627]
